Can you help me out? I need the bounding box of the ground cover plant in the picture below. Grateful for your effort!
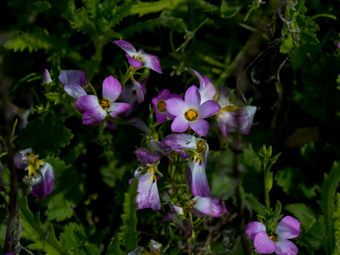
[0,0,340,254]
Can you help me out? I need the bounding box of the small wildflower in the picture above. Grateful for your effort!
[76,76,130,125]
[113,40,162,74]
[190,196,227,217]
[166,85,220,136]
[14,149,55,200]
[246,216,300,255]
[59,70,88,99]
[216,86,256,136]
[151,89,181,123]
[43,69,52,84]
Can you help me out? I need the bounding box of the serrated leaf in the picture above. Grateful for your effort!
[120,178,139,251]
[16,116,73,156]
[280,35,294,54]
[60,222,101,255]
[20,197,67,255]
[334,193,340,255]
[321,162,340,255]
[107,235,122,255]
[286,203,316,232]
[5,28,54,52]
[46,193,74,222]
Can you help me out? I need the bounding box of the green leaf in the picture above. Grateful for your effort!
[107,235,122,255]
[334,193,340,255]
[286,203,316,232]
[245,193,266,216]
[100,160,127,188]
[321,161,340,255]
[120,178,139,251]
[20,197,67,254]
[60,222,101,255]
[45,92,61,105]
[220,0,242,19]
[280,35,294,54]
[129,0,187,17]
[110,0,136,27]
[46,193,74,222]
[5,28,54,52]
[16,115,73,156]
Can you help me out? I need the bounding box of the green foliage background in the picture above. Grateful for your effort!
[0,0,340,254]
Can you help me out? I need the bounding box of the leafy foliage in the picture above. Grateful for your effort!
[321,162,340,255]
[20,198,67,255]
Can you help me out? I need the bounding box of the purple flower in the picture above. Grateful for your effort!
[59,70,88,99]
[30,163,55,200]
[163,134,211,196]
[14,149,55,200]
[166,85,220,136]
[246,216,300,255]
[152,89,181,123]
[43,69,52,84]
[338,41,340,48]
[216,86,256,136]
[186,139,210,197]
[135,166,161,211]
[136,148,161,165]
[113,40,162,74]
[190,196,227,217]
[190,69,216,103]
[76,76,130,125]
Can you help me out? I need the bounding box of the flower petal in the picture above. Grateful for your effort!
[186,158,210,197]
[163,134,197,150]
[166,98,186,116]
[143,53,162,74]
[192,196,227,217]
[108,102,131,118]
[126,54,143,68]
[43,69,52,84]
[31,163,55,200]
[190,69,216,103]
[128,118,149,133]
[14,148,33,169]
[102,75,122,102]
[64,84,87,99]
[189,119,210,136]
[150,181,161,210]
[59,70,88,99]
[246,221,266,240]
[254,231,276,254]
[239,106,256,135]
[276,216,301,240]
[136,173,161,210]
[171,116,189,133]
[217,85,230,107]
[113,40,136,55]
[275,240,298,255]
[136,148,161,165]
[155,111,168,123]
[134,80,145,103]
[82,107,106,125]
[184,85,201,106]
[217,116,228,137]
[59,70,88,87]
[199,100,220,118]
[76,95,100,113]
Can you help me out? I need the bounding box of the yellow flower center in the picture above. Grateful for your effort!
[146,165,157,181]
[186,200,196,209]
[99,98,111,111]
[26,153,44,177]
[196,140,207,154]
[269,234,279,242]
[184,109,198,121]
[216,104,239,117]
[156,100,167,112]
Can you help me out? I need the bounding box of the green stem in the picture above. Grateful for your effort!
[264,168,270,211]
[87,83,97,97]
